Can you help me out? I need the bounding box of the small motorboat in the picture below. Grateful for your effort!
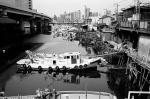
[16,50,107,71]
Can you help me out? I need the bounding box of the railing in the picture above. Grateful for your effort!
[119,20,150,31]
[57,91,116,99]
[140,21,150,30]
[120,21,133,28]
[125,48,150,70]
[127,91,150,99]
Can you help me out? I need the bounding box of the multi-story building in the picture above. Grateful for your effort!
[58,10,82,23]
[84,6,100,24]
[85,6,90,19]
[99,15,115,26]
[57,14,65,23]
[73,10,81,23]
[65,13,71,23]
[0,0,32,10]
[89,12,99,17]
[116,4,150,65]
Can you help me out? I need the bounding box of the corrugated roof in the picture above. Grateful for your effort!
[122,5,150,11]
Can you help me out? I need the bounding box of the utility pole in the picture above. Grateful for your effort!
[114,3,119,22]
[135,0,140,29]
[135,0,140,16]
[114,3,119,43]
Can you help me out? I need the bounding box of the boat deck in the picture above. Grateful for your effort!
[0,91,116,99]
[56,91,116,99]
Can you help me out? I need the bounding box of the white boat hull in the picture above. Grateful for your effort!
[16,51,107,70]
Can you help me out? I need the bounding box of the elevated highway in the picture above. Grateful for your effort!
[0,2,52,54]
[0,2,52,35]
[50,22,85,29]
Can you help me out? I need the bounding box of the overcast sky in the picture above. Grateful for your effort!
[33,0,150,17]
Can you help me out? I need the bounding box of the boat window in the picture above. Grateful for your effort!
[77,55,79,59]
[71,55,77,59]
[67,56,70,59]
[64,56,67,59]
[53,60,56,65]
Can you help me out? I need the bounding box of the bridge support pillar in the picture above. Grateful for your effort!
[19,20,26,35]
[19,20,31,35]
[30,20,36,35]
[36,20,43,34]
[43,20,50,34]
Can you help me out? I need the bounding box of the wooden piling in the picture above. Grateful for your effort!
[126,50,150,91]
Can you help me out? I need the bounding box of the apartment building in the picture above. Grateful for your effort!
[0,0,32,10]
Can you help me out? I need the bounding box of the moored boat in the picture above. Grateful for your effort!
[16,50,107,71]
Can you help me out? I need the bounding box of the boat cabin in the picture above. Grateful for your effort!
[58,52,81,65]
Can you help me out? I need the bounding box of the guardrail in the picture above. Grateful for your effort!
[57,91,116,99]
[127,91,150,99]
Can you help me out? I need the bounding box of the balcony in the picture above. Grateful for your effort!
[120,21,133,28]
[119,20,150,33]
[140,21,150,31]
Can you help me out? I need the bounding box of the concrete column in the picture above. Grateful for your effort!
[19,20,25,34]
[41,20,44,33]
[43,20,50,34]
[30,20,36,35]
[36,20,42,34]
[42,20,46,33]
[36,18,51,34]
[19,20,32,35]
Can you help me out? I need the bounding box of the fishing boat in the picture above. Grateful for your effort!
[16,50,107,71]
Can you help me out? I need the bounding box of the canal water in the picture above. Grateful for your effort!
[0,34,129,98]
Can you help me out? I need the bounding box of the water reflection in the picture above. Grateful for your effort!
[43,71,101,85]
[107,69,129,99]
[0,65,17,92]
[63,73,80,84]
[0,35,124,96]
[3,70,106,96]
[1,64,130,98]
